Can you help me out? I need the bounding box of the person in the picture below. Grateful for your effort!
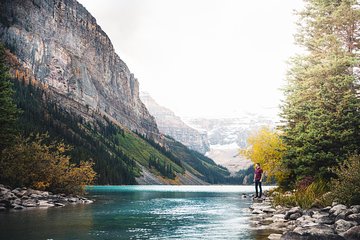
[253,163,263,199]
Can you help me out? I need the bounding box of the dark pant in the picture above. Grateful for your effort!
[255,180,262,198]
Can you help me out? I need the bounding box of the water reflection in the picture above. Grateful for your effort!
[0,185,276,240]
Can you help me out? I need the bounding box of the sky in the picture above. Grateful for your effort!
[77,0,304,119]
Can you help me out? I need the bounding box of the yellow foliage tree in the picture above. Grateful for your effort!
[240,127,286,183]
[0,134,96,195]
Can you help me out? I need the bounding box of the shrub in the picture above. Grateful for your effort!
[0,134,96,195]
[331,155,360,205]
[272,180,331,209]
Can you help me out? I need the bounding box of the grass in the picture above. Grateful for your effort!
[272,180,333,209]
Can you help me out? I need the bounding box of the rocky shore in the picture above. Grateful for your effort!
[0,184,93,211]
[249,195,360,240]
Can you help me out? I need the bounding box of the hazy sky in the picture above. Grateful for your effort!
[77,0,304,119]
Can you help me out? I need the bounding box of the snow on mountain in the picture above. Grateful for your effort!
[185,115,276,174]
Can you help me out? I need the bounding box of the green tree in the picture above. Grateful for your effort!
[279,0,360,188]
[0,44,20,151]
[331,155,360,205]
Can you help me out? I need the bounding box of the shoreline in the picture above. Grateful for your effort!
[0,184,93,211]
[250,194,360,240]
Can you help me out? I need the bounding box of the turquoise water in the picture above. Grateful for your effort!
[0,185,275,240]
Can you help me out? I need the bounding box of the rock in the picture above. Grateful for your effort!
[29,194,42,199]
[252,209,264,214]
[313,211,330,219]
[54,202,65,207]
[3,192,17,200]
[263,208,277,213]
[38,200,54,208]
[12,204,25,210]
[335,219,357,233]
[11,198,22,205]
[285,207,302,220]
[0,206,6,211]
[290,213,302,220]
[21,199,38,207]
[268,233,282,240]
[318,216,336,225]
[335,209,354,221]
[293,225,335,235]
[341,226,360,240]
[330,204,347,216]
[349,205,360,213]
[68,197,78,203]
[321,206,332,212]
[346,213,360,224]
[281,231,345,240]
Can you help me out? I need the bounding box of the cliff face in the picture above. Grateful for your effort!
[0,0,158,137]
[140,92,210,154]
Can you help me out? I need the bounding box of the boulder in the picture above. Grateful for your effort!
[285,207,302,220]
[12,198,22,205]
[54,202,65,207]
[281,231,345,240]
[21,199,38,207]
[293,225,335,235]
[313,211,330,219]
[335,209,354,221]
[252,209,264,214]
[342,226,360,240]
[263,208,277,214]
[316,215,336,225]
[290,213,302,220]
[12,204,25,210]
[268,233,282,240]
[0,206,7,211]
[3,192,17,200]
[330,204,347,216]
[321,206,332,212]
[346,213,360,224]
[349,205,360,214]
[68,197,78,203]
[334,219,357,233]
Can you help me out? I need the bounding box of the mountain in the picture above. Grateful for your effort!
[0,0,158,139]
[185,115,275,174]
[140,92,210,154]
[0,0,231,185]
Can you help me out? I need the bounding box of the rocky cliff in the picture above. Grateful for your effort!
[0,0,158,138]
[140,92,210,154]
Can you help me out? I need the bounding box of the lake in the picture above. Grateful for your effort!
[0,185,275,240]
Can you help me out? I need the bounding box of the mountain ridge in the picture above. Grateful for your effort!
[140,92,210,154]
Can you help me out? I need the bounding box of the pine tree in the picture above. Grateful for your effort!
[0,44,20,151]
[279,0,360,188]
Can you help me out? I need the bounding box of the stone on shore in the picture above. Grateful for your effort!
[334,219,357,233]
[0,184,93,210]
[341,225,360,240]
[346,213,360,224]
[268,233,282,240]
[330,204,347,216]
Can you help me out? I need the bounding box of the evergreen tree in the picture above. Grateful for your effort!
[280,0,360,188]
[0,44,20,151]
